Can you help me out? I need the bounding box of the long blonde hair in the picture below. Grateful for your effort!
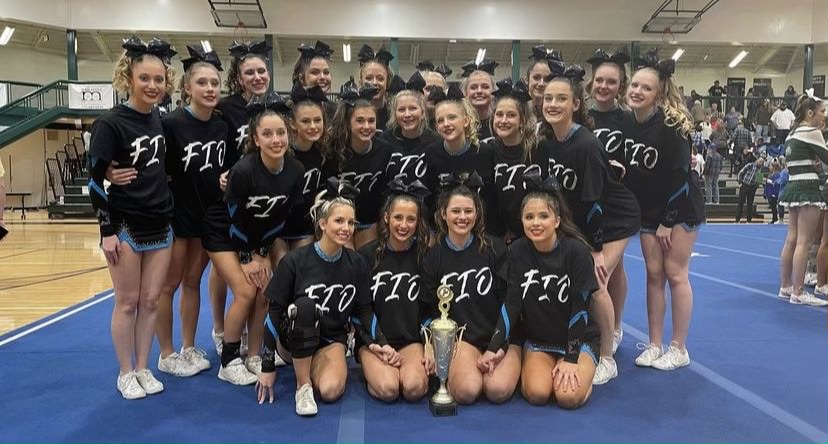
[639,67,693,136]
[113,53,176,97]
[435,98,480,148]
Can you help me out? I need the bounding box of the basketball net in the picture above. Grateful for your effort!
[234,20,249,42]
[662,27,677,44]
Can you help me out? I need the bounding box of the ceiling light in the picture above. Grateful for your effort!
[475,48,486,65]
[343,43,351,63]
[201,40,212,53]
[0,26,15,46]
[671,48,685,61]
[728,50,749,68]
[449,39,457,44]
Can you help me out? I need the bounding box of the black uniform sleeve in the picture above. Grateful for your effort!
[351,255,388,347]
[87,120,118,237]
[661,129,693,227]
[224,167,253,252]
[487,247,522,352]
[580,143,605,251]
[564,243,598,363]
[262,255,297,373]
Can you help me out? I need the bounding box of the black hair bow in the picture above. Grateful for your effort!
[388,75,407,96]
[427,83,465,105]
[290,82,327,104]
[325,177,360,201]
[245,92,291,118]
[416,60,435,72]
[493,78,531,102]
[439,171,484,192]
[586,47,630,70]
[529,45,563,63]
[341,76,358,93]
[634,50,675,79]
[522,170,561,193]
[122,36,177,64]
[547,62,586,83]
[297,40,334,59]
[357,45,394,66]
[460,59,499,77]
[340,84,379,106]
[182,44,223,72]
[434,63,453,78]
[387,178,430,201]
[388,71,427,96]
[229,40,271,59]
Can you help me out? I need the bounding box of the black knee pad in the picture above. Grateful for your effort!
[282,297,322,358]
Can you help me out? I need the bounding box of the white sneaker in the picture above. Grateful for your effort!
[117,371,146,400]
[211,329,224,356]
[218,357,257,385]
[651,344,690,371]
[245,355,262,375]
[815,285,828,298]
[805,272,818,287]
[134,368,164,394]
[592,356,618,385]
[241,329,249,357]
[634,343,663,367]
[180,347,211,372]
[612,328,623,355]
[777,286,792,299]
[157,352,201,377]
[789,292,828,307]
[295,383,318,416]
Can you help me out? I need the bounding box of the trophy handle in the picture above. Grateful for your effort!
[452,325,467,360]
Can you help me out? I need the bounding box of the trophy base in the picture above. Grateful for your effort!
[429,399,458,417]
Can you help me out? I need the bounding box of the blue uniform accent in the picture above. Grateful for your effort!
[229,224,248,243]
[667,182,689,205]
[581,289,590,302]
[88,179,107,201]
[586,202,603,224]
[227,203,238,218]
[265,314,278,339]
[569,310,588,328]
[500,304,511,340]
[262,221,286,243]
[370,315,378,340]
[581,343,599,365]
[350,316,362,326]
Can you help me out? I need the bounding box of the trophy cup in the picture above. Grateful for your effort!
[425,284,464,417]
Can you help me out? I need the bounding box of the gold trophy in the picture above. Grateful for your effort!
[424,284,464,416]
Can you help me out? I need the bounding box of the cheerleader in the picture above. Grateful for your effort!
[424,84,496,231]
[486,78,540,241]
[330,83,391,248]
[357,44,394,132]
[279,81,334,251]
[421,176,519,404]
[778,92,828,306]
[293,40,337,119]
[381,71,440,183]
[155,45,227,378]
[526,45,561,122]
[624,50,705,369]
[586,47,640,357]
[256,179,398,415]
[210,94,304,385]
[88,36,176,399]
[460,59,498,142]
[208,39,272,356]
[481,172,599,409]
[357,179,433,402]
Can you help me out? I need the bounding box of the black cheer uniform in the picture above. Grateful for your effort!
[380,127,440,182]
[216,93,250,163]
[87,104,173,250]
[622,108,705,231]
[281,145,335,239]
[537,125,640,251]
[162,107,230,238]
[487,236,600,364]
[358,240,428,348]
[223,154,304,254]
[590,107,629,172]
[421,235,508,351]
[262,243,388,370]
[338,139,391,227]
[478,116,494,143]
[486,139,544,239]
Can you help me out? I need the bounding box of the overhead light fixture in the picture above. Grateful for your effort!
[728,50,749,68]
[703,53,710,61]
[475,48,486,65]
[0,26,15,46]
[201,40,212,53]
[343,43,351,63]
[449,39,457,44]
[671,48,685,61]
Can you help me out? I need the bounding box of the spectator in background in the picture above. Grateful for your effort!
[691,100,706,124]
[754,98,772,140]
[731,119,753,154]
[700,116,713,140]
[784,85,798,110]
[703,146,723,204]
[709,102,721,121]
[745,87,757,123]
[775,157,788,223]
[690,145,705,178]
[770,102,795,143]
[691,123,705,154]
[736,157,765,223]
[724,106,741,134]
[708,80,725,110]
[766,139,785,158]
[764,160,784,224]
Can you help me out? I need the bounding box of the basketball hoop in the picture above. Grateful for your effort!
[234,20,249,41]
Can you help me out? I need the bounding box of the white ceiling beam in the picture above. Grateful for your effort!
[753,47,780,73]
[32,28,48,48]
[91,31,113,62]
[785,46,800,74]
[272,36,283,65]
